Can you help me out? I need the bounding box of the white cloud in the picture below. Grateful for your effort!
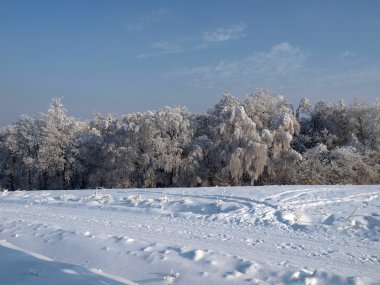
[138,23,247,58]
[165,42,380,98]
[341,50,355,58]
[315,67,380,87]
[165,42,307,89]
[202,23,247,43]
[138,42,184,58]
[128,9,167,31]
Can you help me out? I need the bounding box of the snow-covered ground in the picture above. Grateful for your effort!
[0,185,379,285]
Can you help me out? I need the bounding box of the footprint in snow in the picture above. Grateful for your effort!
[180,249,205,261]
[236,260,260,275]
[277,242,302,250]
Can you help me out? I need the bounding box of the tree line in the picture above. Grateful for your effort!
[0,90,379,190]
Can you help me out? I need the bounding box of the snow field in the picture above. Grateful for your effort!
[0,185,379,284]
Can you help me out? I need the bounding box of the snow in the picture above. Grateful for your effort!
[0,185,379,285]
[0,240,137,285]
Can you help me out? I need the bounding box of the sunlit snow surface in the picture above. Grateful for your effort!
[0,185,379,284]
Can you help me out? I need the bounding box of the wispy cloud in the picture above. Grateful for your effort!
[315,67,380,87]
[128,9,167,31]
[138,40,192,58]
[341,50,355,58]
[138,41,185,58]
[164,42,380,97]
[165,42,307,89]
[202,23,247,44]
[138,23,247,58]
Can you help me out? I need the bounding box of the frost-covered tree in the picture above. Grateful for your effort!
[347,98,380,150]
[243,89,294,131]
[144,107,192,187]
[288,144,329,184]
[207,93,268,185]
[38,98,80,189]
[265,114,302,184]
[177,113,217,187]
[290,144,377,185]
[11,116,40,189]
[178,135,214,187]
[364,99,380,151]
[296,98,313,134]
[118,107,192,188]
[79,112,135,188]
[293,98,353,153]
[72,118,105,188]
[311,100,349,148]
[0,116,41,190]
[0,126,14,189]
[348,98,370,144]
[240,90,301,184]
[0,93,378,190]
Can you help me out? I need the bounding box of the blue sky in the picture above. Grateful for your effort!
[1,0,380,125]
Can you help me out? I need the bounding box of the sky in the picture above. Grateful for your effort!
[1,0,380,126]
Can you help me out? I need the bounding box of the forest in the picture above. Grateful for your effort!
[0,90,379,190]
